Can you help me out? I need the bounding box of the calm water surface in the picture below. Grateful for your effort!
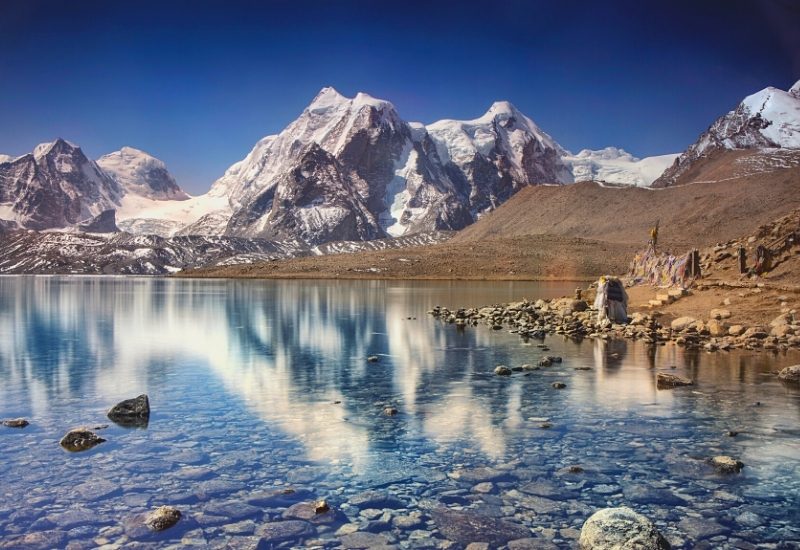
[1,276,799,549]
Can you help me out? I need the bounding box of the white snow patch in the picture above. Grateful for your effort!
[738,85,800,148]
[562,147,678,187]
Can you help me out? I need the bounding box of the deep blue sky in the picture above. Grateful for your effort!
[1,0,799,194]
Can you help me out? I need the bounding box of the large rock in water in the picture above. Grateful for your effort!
[60,428,106,452]
[2,418,29,428]
[579,507,671,550]
[107,394,150,427]
[778,365,800,383]
[657,373,694,389]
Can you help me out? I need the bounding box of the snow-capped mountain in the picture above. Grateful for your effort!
[0,138,122,230]
[214,87,572,243]
[562,147,678,187]
[97,146,189,200]
[653,80,800,187]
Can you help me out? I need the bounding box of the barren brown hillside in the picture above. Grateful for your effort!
[452,164,800,252]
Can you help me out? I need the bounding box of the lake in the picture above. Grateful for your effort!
[1,276,799,549]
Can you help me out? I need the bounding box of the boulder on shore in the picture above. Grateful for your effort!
[657,373,694,389]
[60,428,106,452]
[778,365,800,383]
[579,507,671,550]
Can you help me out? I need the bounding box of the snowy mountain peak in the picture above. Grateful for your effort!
[653,80,800,187]
[309,86,349,111]
[487,100,518,117]
[97,147,188,201]
[33,137,79,161]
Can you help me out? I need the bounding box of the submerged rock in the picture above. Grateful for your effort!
[706,455,745,474]
[656,373,694,389]
[579,507,671,550]
[431,508,530,546]
[778,365,800,383]
[59,428,106,452]
[255,520,313,543]
[2,418,29,428]
[283,501,337,524]
[146,506,182,531]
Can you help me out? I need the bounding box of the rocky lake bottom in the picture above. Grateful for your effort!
[1,277,799,549]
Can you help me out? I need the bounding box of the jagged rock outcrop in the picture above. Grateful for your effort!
[225,143,388,246]
[0,139,121,230]
[77,210,120,233]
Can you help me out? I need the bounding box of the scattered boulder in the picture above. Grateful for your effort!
[657,373,693,389]
[107,394,150,427]
[366,356,378,363]
[706,319,727,337]
[578,507,671,550]
[709,309,731,320]
[494,365,512,376]
[706,456,744,475]
[2,418,29,428]
[728,325,746,336]
[383,407,398,416]
[671,317,697,331]
[551,382,566,389]
[778,365,800,383]
[59,428,106,452]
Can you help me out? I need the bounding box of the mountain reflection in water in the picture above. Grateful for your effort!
[1,277,800,548]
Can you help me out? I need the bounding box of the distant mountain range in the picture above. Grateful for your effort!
[0,79,798,274]
[0,88,680,240]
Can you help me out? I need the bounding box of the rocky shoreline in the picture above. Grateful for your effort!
[429,282,800,355]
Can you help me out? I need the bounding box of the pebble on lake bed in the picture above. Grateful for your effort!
[145,506,182,531]
[2,418,29,428]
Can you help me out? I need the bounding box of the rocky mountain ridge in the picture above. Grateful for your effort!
[653,79,800,188]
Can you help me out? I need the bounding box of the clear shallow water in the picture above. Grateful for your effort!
[0,276,799,549]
